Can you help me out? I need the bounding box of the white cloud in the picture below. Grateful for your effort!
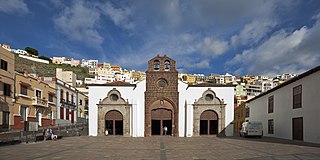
[179,33,195,42]
[54,1,103,49]
[193,59,210,69]
[0,0,29,14]
[49,0,303,74]
[228,16,320,75]
[99,2,134,30]
[175,57,211,71]
[197,37,229,56]
[231,19,277,47]
[128,0,297,32]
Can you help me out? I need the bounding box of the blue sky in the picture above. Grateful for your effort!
[0,0,320,76]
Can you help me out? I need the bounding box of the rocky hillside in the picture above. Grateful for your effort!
[15,54,91,81]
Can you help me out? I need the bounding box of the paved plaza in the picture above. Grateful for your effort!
[0,136,320,160]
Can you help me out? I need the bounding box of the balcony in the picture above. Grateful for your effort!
[32,97,48,108]
[15,93,31,99]
[60,99,77,109]
[48,100,56,106]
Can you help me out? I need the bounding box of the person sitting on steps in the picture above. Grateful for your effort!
[49,129,58,140]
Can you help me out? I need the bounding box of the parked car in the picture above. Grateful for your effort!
[240,121,263,138]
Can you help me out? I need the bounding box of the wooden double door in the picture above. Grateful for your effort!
[105,110,123,135]
[200,110,218,135]
[151,108,172,135]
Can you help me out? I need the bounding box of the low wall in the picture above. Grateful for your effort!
[19,55,49,64]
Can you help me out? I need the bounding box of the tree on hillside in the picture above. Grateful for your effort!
[25,47,39,56]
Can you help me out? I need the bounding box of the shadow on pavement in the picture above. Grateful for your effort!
[220,135,320,148]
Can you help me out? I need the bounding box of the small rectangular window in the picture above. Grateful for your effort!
[3,83,11,96]
[20,84,28,95]
[268,95,274,113]
[48,94,54,102]
[268,119,274,134]
[293,85,302,109]
[36,90,42,98]
[245,107,250,118]
[60,107,64,119]
[1,59,8,71]
[20,106,27,121]
[2,111,9,127]
[80,99,83,105]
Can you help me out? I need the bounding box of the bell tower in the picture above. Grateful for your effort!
[145,55,179,136]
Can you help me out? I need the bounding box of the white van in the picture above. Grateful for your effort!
[240,121,263,138]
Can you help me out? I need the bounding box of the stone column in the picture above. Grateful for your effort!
[124,105,131,137]
[193,105,200,137]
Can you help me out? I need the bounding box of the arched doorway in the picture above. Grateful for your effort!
[151,108,172,135]
[105,110,123,135]
[200,110,218,135]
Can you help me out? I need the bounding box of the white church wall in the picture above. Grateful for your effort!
[178,81,189,137]
[88,86,135,136]
[132,80,146,137]
[178,82,234,137]
[89,81,234,137]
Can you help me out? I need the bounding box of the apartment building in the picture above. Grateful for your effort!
[234,103,248,134]
[235,83,247,97]
[39,77,78,125]
[0,48,15,131]
[11,49,28,55]
[13,73,56,129]
[183,75,197,84]
[1,43,11,52]
[65,58,80,66]
[56,68,77,87]
[77,92,88,123]
[130,70,145,82]
[245,84,262,96]
[52,57,66,64]
[81,59,98,68]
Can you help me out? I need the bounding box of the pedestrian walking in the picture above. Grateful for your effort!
[164,126,168,135]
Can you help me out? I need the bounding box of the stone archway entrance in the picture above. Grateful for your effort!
[97,89,131,136]
[146,99,177,136]
[151,108,172,135]
[193,89,226,137]
[105,110,123,135]
[200,110,218,135]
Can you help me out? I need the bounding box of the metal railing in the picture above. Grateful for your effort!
[32,97,48,107]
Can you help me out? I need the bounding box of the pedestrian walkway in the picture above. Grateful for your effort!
[0,136,319,160]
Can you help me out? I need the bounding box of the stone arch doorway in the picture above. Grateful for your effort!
[151,108,172,135]
[146,99,176,136]
[193,89,226,137]
[97,88,131,136]
[105,110,123,135]
[200,110,218,135]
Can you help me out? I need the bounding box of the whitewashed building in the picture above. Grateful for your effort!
[246,66,320,144]
[88,55,234,137]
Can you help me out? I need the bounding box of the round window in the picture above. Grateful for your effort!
[110,94,119,101]
[158,79,167,88]
[205,94,214,101]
